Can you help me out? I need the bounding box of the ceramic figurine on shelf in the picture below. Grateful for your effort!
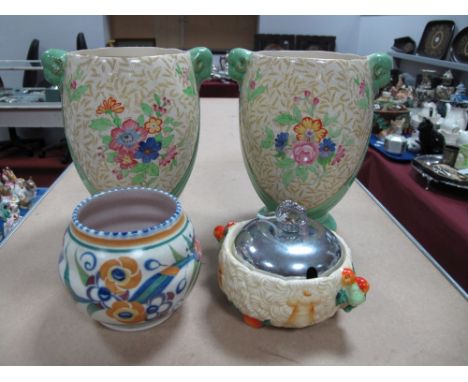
[435,70,455,101]
[418,118,445,154]
[451,83,468,105]
[41,46,213,196]
[13,177,37,208]
[227,48,391,230]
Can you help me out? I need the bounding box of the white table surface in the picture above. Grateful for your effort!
[0,98,467,365]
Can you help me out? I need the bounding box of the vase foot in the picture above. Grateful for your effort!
[312,212,337,231]
[99,311,173,332]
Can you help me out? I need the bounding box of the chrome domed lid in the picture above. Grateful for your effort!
[234,200,343,278]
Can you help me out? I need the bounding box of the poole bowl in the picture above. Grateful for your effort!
[59,187,202,331]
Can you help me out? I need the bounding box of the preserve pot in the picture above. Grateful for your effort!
[59,187,202,331]
[215,201,369,329]
[41,47,212,195]
[228,49,392,229]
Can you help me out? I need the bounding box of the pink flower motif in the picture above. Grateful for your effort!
[312,97,320,105]
[116,149,138,169]
[71,80,77,90]
[293,96,301,103]
[359,80,366,97]
[160,145,178,166]
[304,90,311,97]
[291,141,319,165]
[249,80,256,90]
[331,144,346,165]
[109,119,147,153]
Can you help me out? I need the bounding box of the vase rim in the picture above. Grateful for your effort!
[254,50,365,61]
[67,47,185,59]
[71,187,182,240]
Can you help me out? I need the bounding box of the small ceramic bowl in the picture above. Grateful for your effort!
[59,187,202,331]
[214,201,369,329]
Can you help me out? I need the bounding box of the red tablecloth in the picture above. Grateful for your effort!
[357,147,468,292]
[199,79,239,98]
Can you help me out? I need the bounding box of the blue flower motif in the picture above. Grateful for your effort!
[135,137,162,163]
[319,138,336,157]
[275,132,289,151]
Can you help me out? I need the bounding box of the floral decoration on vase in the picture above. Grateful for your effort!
[259,91,350,188]
[89,94,181,186]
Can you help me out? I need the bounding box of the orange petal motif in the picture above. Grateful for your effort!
[106,301,146,324]
[293,117,327,142]
[99,256,142,294]
[96,97,124,114]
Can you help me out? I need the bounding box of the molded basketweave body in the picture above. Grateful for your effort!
[41,47,212,195]
[228,50,392,229]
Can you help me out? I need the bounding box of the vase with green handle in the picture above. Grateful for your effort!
[228,48,392,230]
[41,47,212,196]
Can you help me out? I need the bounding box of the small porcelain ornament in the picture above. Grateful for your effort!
[227,48,392,230]
[41,47,212,196]
[59,187,202,331]
[213,201,369,329]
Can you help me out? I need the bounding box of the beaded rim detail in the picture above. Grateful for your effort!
[71,187,182,239]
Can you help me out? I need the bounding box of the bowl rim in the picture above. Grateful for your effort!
[71,187,182,240]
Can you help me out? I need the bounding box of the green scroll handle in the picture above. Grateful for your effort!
[189,47,213,89]
[41,49,67,86]
[368,53,392,93]
[227,48,252,84]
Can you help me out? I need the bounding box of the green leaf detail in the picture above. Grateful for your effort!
[87,303,102,317]
[247,85,267,102]
[328,128,342,139]
[106,151,117,163]
[70,85,88,102]
[113,116,122,127]
[275,113,299,126]
[318,155,332,167]
[131,163,147,173]
[282,169,294,187]
[74,255,89,286]
[276,157,295,169]
[154,134,163,142]
[183,87,196,96]
[163,127,173,133]
[295,166,308,182]
[102,136,112,146]
[175,64,182,75]
[170,246,185,262]
[260,127,274,149]
[137,114,145,127]
[154,93,161,105]
[90,118,113,131]
[292,105,302,122]
[357,99,369,110]
[147,163,159,177]
[141,102,153,116]
[131,173,145,185]
[161,135,174,148]
[354,78,360,85]
[165,117,175,126]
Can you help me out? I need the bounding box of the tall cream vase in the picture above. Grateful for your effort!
[228,49,392,230]
[41,47,212,196]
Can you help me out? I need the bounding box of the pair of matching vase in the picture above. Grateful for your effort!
[42,47,391,331]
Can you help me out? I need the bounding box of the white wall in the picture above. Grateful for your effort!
[0,15,108,88]
[258,16,361,54]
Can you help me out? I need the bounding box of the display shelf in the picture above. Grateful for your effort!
[389,51,468,73]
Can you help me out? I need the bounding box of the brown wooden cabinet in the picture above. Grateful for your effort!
[109,15,258,51]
